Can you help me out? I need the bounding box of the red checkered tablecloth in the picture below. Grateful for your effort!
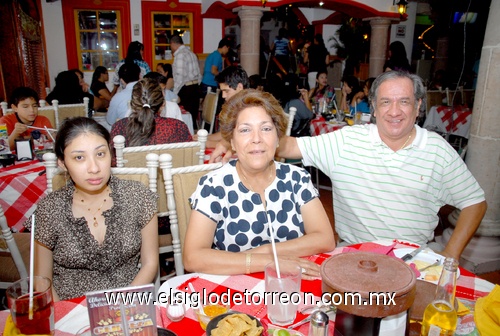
[1,241,494,335]
[310,115,347,136]
[0,160,47,232]
[423,105,472,138]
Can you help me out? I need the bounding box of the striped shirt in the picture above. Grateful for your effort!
[297,124,485,245]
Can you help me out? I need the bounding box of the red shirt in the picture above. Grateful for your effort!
[0,113,53,138]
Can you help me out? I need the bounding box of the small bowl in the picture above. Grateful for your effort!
[194,303,230,330]
[35,149,53,161]
[206,312,263,336]
[0,153,16,167]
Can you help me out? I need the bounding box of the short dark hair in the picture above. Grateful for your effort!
[9,87,39,106]
[55,117,110,161]
[218,38,232,49]
[143,71,165,84]
[219,89,288,143]
[118,62,141,84]
[170,35,183,45]
[215,66,250,90]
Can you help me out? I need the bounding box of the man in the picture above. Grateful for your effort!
[198,65,250,147]
[171,35,201,126]
[106,62,140,128]
[200,38,232,98]
[211,71,487,260]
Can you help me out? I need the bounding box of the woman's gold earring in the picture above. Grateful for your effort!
[277,143,280,148]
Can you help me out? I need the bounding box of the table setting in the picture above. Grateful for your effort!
[1,240,497,335]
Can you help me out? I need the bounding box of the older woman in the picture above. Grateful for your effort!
[183,89,335,280]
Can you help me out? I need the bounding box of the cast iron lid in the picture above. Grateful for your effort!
[321,252,417,318]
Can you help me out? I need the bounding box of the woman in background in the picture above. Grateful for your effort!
[157,63,175,91]
[308,71,335,108]
[112,41,151,95]
[351,77,375,113]
[383,41,411,72]
[30,117,158,301]
[46,70,94,107]
[339,75,361,115]
[90,66,112,111]
[110,78,191,149]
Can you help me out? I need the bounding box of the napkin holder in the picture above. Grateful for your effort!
[15,138,34,161]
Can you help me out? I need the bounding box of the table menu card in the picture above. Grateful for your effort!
[0,124,10,154]
[85,284,157,336]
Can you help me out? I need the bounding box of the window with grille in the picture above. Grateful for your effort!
[152,12,193,69]
[75,10,122,71]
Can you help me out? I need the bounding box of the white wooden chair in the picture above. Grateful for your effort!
[0,98,88,129]
[0,205,29,289]
[43,152,161,291]
[200,88,220,134]
[52,97,89,128]
[159,153,222,276]
[113,130,208,280]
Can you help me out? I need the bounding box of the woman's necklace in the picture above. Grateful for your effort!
[76,188,109,227]
[238,161,274,193]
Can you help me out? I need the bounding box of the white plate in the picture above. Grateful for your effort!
[326,121,346,126]
[0,145,5,152]
[393,248,460,284]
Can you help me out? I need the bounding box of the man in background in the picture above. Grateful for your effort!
[171,35,201,127]
[106,62,140,129]
[201,38,232,98]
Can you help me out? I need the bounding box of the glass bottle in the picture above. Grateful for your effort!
[421,257,458,336]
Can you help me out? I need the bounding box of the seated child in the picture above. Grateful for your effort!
[0,87,53,150]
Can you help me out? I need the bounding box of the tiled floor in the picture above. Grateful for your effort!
[315,171,500,286]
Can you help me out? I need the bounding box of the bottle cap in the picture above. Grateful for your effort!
[311,310,329,327]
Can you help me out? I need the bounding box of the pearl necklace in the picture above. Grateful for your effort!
[76,188,109,227]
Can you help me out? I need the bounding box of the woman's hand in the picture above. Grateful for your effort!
[279,255,321,281]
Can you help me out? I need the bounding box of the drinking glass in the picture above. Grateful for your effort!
[6,276,54,335]
[265,260,301,326]
[336,110,345,123]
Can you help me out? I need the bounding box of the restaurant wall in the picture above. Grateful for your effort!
[40,0,67,90]
[131,0,143,43]
[203,19,223,53]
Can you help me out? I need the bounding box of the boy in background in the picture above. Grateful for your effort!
[0,87,53,150]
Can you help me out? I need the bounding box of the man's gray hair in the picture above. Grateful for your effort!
[369,71,426,111]
[170,35,183,45]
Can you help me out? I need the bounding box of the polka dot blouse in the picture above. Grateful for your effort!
[190,160,319,252]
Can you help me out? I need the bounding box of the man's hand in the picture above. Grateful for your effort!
[209,141,232,164]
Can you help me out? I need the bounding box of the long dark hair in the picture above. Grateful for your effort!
[125,79,164,146]
[91,66,108,87]
[46,71,85,105]
[125,41,144,63]
[55,117,110,161]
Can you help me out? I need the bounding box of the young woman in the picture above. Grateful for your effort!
[308,71,336,109]
[30,117,158,301]
[90,66,112,111]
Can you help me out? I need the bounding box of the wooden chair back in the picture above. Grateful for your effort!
[159,153,222,276]
[0,205,29,288]
[200,88,220,134]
